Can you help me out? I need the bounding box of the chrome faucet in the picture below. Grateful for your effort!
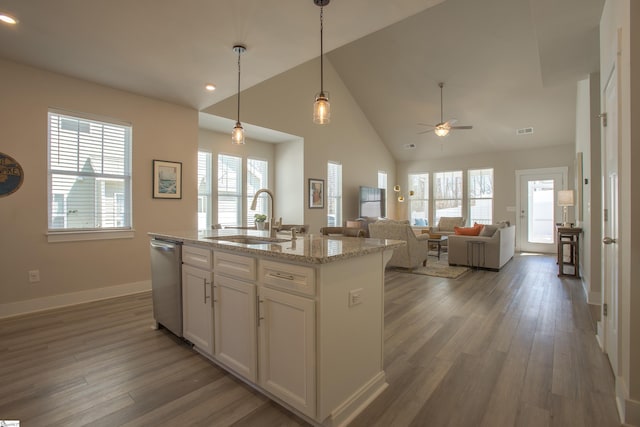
[251,188,277,237]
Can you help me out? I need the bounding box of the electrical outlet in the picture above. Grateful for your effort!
[349,288,363,307]
[28,270,40,283]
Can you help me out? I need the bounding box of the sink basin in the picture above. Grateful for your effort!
[204,235,290,245]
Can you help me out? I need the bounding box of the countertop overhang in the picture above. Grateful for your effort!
[149,229,405,264]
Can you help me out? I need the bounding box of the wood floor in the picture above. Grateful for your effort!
[0,254,620,426]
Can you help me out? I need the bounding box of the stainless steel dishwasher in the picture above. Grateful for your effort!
[150,238,183,337]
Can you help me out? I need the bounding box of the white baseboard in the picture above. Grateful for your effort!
[0,280,151,319]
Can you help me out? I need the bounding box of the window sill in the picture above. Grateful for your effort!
[47,229,135,243]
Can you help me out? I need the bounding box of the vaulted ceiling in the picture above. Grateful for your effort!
[0,0,603,161]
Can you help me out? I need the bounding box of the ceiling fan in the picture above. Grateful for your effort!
[418,82,473,137]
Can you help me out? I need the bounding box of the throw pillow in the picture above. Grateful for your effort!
[454,225,482,236]
[479,224,499,237]
[414,218,427,226]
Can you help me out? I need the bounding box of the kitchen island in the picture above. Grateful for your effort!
[149,229,403,427]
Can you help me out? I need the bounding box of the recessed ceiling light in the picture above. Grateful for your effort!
[205,83,216,92]
[403,143,416,150]
[0,13,18,25]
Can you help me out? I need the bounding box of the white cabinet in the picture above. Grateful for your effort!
[182,263,213,355]
[258,286,316,418]
[213,273,257,381]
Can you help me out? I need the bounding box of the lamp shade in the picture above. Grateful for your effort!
[558,190,574,206]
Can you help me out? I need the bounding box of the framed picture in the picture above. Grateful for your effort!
[309,178,324,209]
[153,160,182,199]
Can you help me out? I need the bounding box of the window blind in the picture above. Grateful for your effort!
[246,158,268,225]
[218,154,242,227]
[327,161,342,226]
[198,151,212,230]
[48,111,132,231]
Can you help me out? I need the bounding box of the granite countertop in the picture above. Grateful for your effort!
[149,229,405,264]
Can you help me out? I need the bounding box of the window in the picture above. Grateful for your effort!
[48,111,132,235]
[197,151,212,230]
[327,161,342,226]
[433,170,463,224]
[218,154,242,227]
[468,168,493,224]
[246,158,268,226]
[408,173,429,226]
[378,171,387,217]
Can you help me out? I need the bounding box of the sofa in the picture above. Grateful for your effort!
[368,220,430,270]
[447,224,516,270]
[428,217,466,237]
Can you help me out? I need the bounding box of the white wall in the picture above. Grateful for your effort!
[205,57,396,232]
[396,144,575,227]
[0,59,198,316]
[600,0,640,423]
[275,140,305,224]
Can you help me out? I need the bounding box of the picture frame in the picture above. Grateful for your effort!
[153,160,182,199]
[309,178,324,209]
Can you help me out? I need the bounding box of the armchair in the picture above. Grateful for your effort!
[368,220,430,270]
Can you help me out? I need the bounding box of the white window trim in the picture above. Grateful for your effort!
[47,229,135,243]
[47,109,133,241]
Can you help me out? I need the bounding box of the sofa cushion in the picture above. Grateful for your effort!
[437,217,465,232]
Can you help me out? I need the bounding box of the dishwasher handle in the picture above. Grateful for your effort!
[151,240,179,251]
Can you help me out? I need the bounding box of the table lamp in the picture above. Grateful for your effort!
[558,190,575,227]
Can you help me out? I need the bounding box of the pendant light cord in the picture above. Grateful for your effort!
[236,49,241,123]
[440,84,444,123]
[320,5,324,94]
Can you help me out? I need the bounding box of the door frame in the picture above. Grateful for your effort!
[515,167,568,252]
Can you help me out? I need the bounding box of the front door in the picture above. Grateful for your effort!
[516,168,568,253]
[602,60,620,374]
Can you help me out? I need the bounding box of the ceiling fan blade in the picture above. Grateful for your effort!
[450,125,473,130]
[445,118,458,126]
[417,129,432,134]
[417,123,435,128]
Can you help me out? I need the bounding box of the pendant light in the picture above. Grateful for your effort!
[231,44,246,145]
[313,0,330,124]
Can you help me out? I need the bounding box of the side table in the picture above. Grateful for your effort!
[467,240,486,269]
[556,226,582,277]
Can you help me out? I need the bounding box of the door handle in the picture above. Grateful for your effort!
[603,237,617,245]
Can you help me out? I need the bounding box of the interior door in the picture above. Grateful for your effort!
[516,169,567,253]
[602,61,620,374]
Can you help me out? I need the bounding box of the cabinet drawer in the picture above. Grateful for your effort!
[183,245,212,269]
[214,252,256,281]
[259,260,315,296]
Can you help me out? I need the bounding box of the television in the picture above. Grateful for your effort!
[359,186,386,219]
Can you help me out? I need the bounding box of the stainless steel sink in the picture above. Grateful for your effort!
[204,235,290,245]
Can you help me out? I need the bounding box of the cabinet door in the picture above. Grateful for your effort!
[258,287,316,417]
[213,274,257,381]
[182,264,213,355]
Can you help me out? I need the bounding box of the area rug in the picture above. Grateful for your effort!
[392,256,470,279]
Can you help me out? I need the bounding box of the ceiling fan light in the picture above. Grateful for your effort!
[313,92,330,124]
[435,126,449,137]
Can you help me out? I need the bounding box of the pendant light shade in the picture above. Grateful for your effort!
[313,92,330,124]
[232,44,246,145]
[313,0,330,124]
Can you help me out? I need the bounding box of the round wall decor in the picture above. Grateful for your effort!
[0,152,24,197]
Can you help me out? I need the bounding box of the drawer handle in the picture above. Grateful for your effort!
[268,272,295,281]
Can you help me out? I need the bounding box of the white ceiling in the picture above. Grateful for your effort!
[0,0,603,160]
